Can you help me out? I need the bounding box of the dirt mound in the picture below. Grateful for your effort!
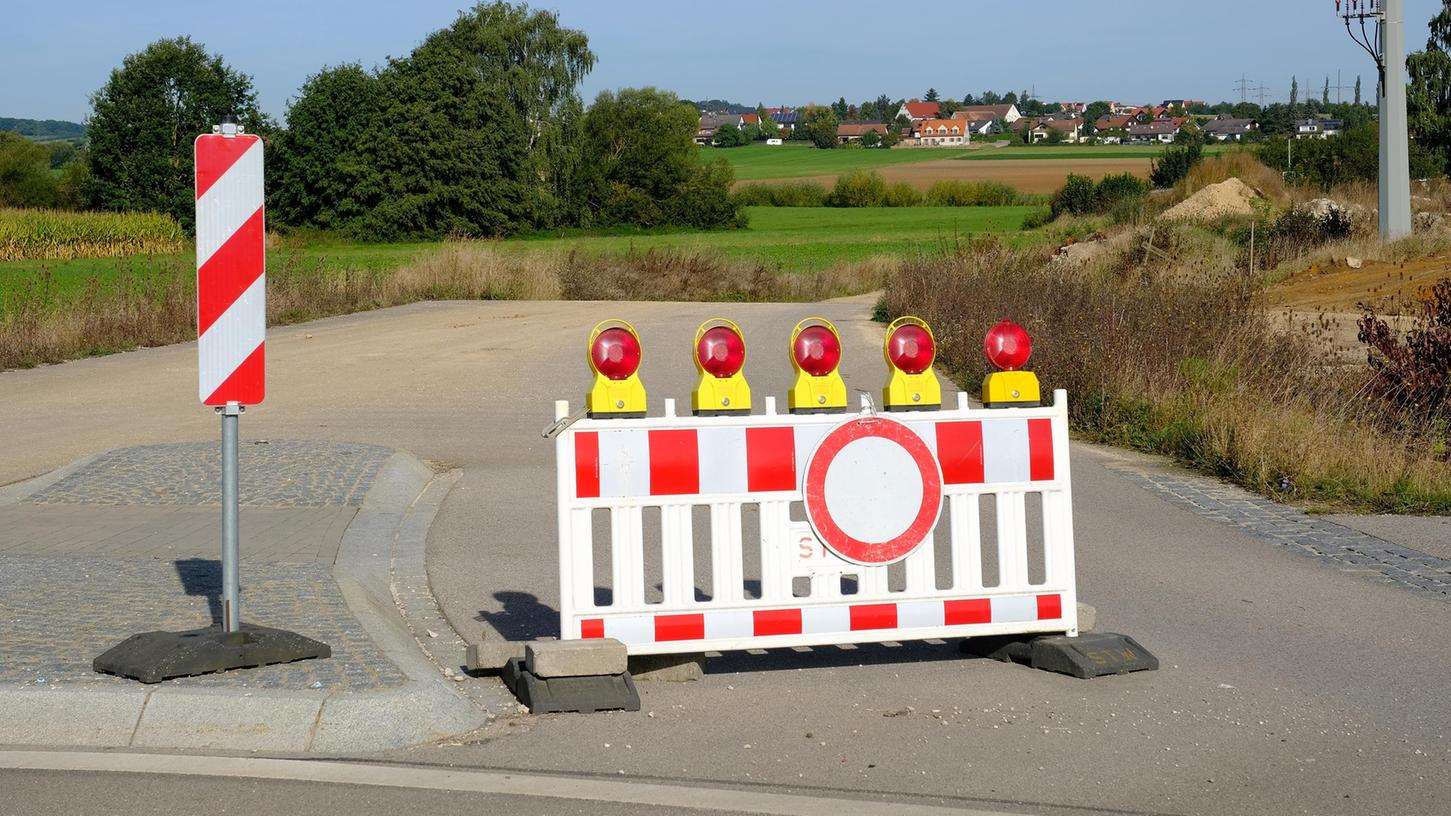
[1159,177,1260,222]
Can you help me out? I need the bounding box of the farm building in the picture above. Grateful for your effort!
[836,122,888,143]
[897,100,941,123]
[696,113,741,144]
[914,119,967,146]
[954,103,1021,124]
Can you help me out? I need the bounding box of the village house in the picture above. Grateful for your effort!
[896,100,941,123]
[1126,120,1180,144]
[954,103,1021,124]
[1295,118,1344,139]
[836,122,888,144]
[954,110,1001,136]
[1013,115,1084,143]
[1094,114,1135,132]
[695,113,741,145]
[914,118,967,146]
[1202,116,1258,141]
[1058,101,1087,114]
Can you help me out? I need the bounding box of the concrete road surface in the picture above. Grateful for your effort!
[2,297,1448,816]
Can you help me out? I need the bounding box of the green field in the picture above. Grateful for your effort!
[710,143,962,180]
[0,205,1043,304]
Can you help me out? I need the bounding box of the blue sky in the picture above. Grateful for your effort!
[2,0,1444,122]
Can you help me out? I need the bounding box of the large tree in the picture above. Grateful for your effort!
[0,132,62,207]
[85,37,268,230]
[1408,1,1451,172]
[576,87,739,228]
[268,64,378,230]
[799,105,839,149]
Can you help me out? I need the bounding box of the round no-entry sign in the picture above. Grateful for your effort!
[802,417,943,565]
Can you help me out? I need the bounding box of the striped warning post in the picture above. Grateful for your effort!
[195,131,266,406]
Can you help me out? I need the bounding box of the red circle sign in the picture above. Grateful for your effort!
[803,417,943,566]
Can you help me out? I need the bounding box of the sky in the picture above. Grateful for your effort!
[2,0,1445,123]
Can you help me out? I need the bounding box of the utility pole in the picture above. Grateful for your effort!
[1253,83,1270,107]
[1235,73,1252,104]
[1339,0,1411,239]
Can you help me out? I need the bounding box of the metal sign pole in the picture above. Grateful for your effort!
[220,401,242,632]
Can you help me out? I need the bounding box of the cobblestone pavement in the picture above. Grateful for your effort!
[0,558,406,690]
[1119,469,1451,601]
[1,440,406,690]
[27,440,391,507]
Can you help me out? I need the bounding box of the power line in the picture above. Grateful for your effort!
[1234,73,1253,104]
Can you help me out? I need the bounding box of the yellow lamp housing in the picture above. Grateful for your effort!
[982,370,1042,408]
[586,319,647,418]
[881,316,942,412]
[692,318,752,416]
[787,317,847,413]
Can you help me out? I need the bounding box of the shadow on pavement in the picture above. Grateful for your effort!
[174,558,222,625]
[477,591,558,640]
[703,639,985,675]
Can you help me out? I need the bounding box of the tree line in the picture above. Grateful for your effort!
[2,2,741,238]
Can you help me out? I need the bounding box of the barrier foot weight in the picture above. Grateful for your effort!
[93,624,331,684]
[961,632,1158,679]
[501,657,641,714]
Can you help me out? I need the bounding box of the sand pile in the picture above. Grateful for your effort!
[1159,178,1260,222]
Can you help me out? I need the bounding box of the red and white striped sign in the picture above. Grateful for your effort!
[195,131,265,406]
[572,415,1055,500]
[581,592,1063,645]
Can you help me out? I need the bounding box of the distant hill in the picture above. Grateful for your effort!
[0,117,86,142]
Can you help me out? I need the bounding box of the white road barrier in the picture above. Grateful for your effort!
[553,391,1078,655]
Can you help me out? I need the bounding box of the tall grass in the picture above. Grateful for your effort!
[0,242,890,370]
[0,208,185,261]
[883,234,1451,512]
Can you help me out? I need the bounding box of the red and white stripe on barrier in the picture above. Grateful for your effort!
[572,415,1055,499]
[195,131,266,406]
[554,391,1079,656]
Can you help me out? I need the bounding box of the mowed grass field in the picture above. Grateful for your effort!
[0,205,1043,305]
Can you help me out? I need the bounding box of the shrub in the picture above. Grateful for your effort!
[1358,277,1451,434]
[1050,174,1096,217]
[769,180,828,207]
[926,180,1022,207]
[1093,173,1149,210]
[1150,141,1203,188]
[828,170,886,207]
[883,182,923,207]
[1020,207,1053,230]
[731,183,776,207]
[1269,203,1353,252]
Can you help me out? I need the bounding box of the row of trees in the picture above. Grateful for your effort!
[72,2,740,237]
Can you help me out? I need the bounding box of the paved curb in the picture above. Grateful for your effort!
[0,451,490,753]
[0,453,100,507]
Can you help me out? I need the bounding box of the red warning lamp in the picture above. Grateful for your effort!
[886,323,935,375]
[591,327,641,381]
[792,325,841,377]
[983,320,1032,371]
[697,325,746,378]
[981,320,1040,408]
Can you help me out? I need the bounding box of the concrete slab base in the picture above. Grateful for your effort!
[961,631,1158,679]
[93,624,331,684]
[501,658,640,714]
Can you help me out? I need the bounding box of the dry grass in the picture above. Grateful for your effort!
[0,241,890,371]
[1176,151,1291,207]
[883,231,1451,512]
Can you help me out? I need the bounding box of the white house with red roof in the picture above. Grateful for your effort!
[896,100,941,123]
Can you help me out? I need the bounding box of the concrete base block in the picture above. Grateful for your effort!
[501,658,640,714]
[1030,632,1158,679]
[628,653,703,682]
[526,638,627,678]
[466,639,527,674]
[93,624,330,684]
[1077,602,1097,632]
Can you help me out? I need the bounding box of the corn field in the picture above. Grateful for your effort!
[0,208,186,261]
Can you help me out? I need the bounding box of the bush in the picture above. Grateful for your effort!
[1150,141,1203,188]
[770,180,828,207]
[1358,277,1451,434]
[1269,203,1352,250]
[926,180,1022,206]
[828,170,886,207]
[883,182,923,207]
[1257,126,1444,192]
[731,181,827,207]
[1020,207,1053,230]
[1050,174,1097,217]
[1093,173,1149,210]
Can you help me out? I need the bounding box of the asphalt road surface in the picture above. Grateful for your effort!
[2,297,1448,815]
